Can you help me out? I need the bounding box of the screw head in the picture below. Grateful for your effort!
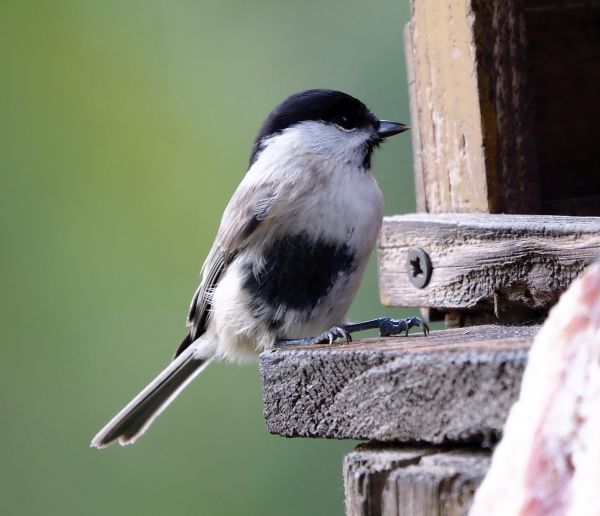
[406,248,432,289]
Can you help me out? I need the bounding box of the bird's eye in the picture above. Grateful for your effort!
[337,115,354,130]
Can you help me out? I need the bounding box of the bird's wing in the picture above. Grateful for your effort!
[173,180,279,357]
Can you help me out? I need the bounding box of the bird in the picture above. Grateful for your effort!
[91,89,429,448]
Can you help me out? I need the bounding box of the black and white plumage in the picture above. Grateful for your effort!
[91,89,426,448]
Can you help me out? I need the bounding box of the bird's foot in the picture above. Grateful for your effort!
[308,325,353,345]
[275,318,428,348]
[378,316,430,337]
[276,325,352,347]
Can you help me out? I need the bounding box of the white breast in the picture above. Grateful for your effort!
[247,121,384,251]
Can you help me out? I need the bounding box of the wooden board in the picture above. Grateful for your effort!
[344,445,490,516]
[406,1,489,213]
[344,446,429,516]
[406,0,539,214]
[260,325,535,444]
[378,213,600,314]
[403,22,426,214]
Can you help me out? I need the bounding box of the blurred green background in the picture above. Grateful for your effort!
[0,1,414,515]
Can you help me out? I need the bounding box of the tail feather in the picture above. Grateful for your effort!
[91,340,214,448]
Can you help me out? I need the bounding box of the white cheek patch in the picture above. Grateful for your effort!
[270,121,373,167]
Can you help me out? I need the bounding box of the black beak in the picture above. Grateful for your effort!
[377,120,410,138]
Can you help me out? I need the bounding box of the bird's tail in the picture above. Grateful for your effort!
[91,338,215,448]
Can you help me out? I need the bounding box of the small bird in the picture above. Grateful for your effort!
[91,89,428,448]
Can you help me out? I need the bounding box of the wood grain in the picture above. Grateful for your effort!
[260,325,535,444]
[407,0,542,214]
[381,448,489,516]
[344,445,490,516]
[403,21,426,214]
[378,213,600,314]
[344,446,430,516]
[407,0,600,216]
[407,0,490,213]
[471,0,541,214]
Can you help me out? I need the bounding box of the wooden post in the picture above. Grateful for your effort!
[344,446,490,516]
[405,0,539,214]
[405,0,600,216]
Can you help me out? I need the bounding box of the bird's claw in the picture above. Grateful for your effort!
[310,325,353,345]
[379,316,430,337]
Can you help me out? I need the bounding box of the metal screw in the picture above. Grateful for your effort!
[406,248,432,288]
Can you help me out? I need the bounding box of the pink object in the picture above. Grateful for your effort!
[470,262,600,516]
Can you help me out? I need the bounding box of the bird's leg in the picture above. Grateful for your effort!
[343,316,429,337]
[276,317,429,348]
[276,326,352,347]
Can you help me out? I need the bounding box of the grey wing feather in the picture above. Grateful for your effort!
[175,184,278,357]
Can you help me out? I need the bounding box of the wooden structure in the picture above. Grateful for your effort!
[260,1,600,514]
[406,0,600,217]
[344,446,490,516]
[379,214,600,326]
[261,325,534,444]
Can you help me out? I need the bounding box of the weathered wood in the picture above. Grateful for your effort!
[383,449,490,516]
[407,0,489,213]
[407,0,539,214]
[260,325,535,443]
[403,22,426,214]
[408,0,600,216]
[344,446,432,516]
[470,0,541,215]
[344,445,490,516]
[378,214,600,316]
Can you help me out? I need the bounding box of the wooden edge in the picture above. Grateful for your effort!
[268,324,535,354]
[403,20,427,213]
[260,325,536,444]
[380,212,600,232]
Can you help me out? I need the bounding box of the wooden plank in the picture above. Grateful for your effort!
[403,21,426,213]
[344,446,432,516]
[407,0,540,214]
[344,446,490,516]
[259,325,535,443]
[470,0,541,214]
[381,449,490,516]
[407,0,489,213]
[378,213,600,313]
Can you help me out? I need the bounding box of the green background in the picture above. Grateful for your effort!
[1,2,415,515]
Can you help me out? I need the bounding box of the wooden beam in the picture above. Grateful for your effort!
[407,0,489,213]
[260,325,535,443]
[344,446,490,516]
[378,213,600,313]
[359,447,489,516]
[403,22,426,214]
[407,0,540,214]
[344,446,431,516]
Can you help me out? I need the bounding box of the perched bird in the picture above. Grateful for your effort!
[91,89,428,448]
